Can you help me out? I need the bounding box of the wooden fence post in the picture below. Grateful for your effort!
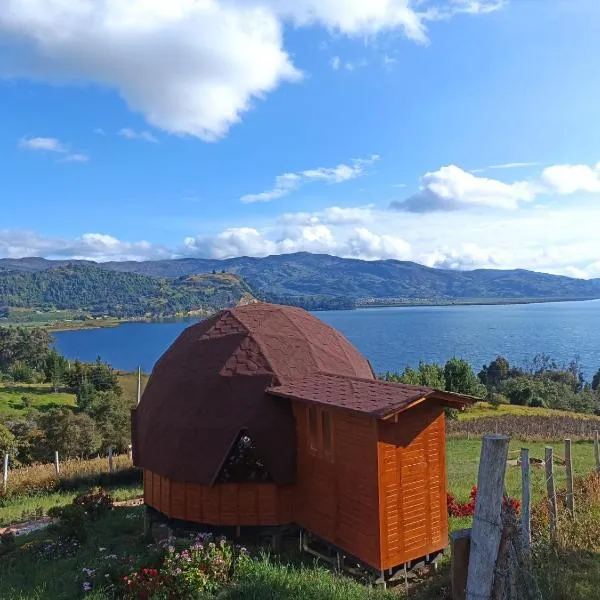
[2,453,8,494]
[466,434,510,600]
[108,447,114,473]
[127,444,133,461]
[545,447,558,536]
[565,439,574,517]
[595,430,600,476]
[520,448,531,551]
[54,450,60,476]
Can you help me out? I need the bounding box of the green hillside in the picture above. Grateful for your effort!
[3,252,600,304]
[0,265,256,320]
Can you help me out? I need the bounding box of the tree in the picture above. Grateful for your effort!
[86,390,134,453]
[36,409,102,460]
[478,356,510,389]
[389,362,445,389]
[444,357,486,397]
[44,349,69,392]
[0,423,17,458]
[591,368,600,391]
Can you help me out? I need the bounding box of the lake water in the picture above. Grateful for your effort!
[53,300,600,380]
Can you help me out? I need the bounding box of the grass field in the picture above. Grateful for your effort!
[446,438,597,501]
[0,384,76,417]
[0,372,149,418]
[459,401,600,422]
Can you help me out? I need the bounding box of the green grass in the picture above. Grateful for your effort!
[0,485,142,527]
[0,384,76,417]
[0,372,147,418]
[446,438,597,501]
[459,401,600,422]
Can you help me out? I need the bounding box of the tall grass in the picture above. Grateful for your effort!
[1,454,141,500]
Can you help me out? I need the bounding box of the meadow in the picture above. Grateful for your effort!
[1,400,600,599]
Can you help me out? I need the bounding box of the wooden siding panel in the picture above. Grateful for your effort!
[292,403,381,570]
[170,481,186,520]
[378,403,450,570]
[144,473,292,527]
[185,483,202,522]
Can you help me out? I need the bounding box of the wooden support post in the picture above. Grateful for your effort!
[108,447,114,473]
[545,447,558,536]
[565,439,575,517]
[2,453,8,494]
[595,430,600,476]
[451,529,471,600]
[127,444,133,461]
[54,450,60,476]
[137,366,142,406]
[466,434,510,600]
[520,448,531,552]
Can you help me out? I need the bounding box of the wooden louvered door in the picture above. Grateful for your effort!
[378,403,448,570]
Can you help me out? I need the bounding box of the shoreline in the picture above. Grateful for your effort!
[3,296,599,332]
[355,296,600,309]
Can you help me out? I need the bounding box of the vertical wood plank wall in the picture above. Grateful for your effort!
[377,402,448,570]
[144,470,293,526]
[292,402,381,569]
[142,400,450,573]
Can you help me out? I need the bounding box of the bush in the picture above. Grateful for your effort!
[50,504,88,542]
[73,486,114,519]
[0,531,16,556]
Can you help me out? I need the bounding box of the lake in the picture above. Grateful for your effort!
[53,300,600,379]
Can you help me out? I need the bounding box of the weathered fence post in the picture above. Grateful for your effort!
[108,447,114,473]
[2,453,8,494]
[595,430,600,475]
[127,444,133,461]
[545,447,558,536]
[54,450,60,476]
[137,366,142,406]
[466,434,510,600]
[565,439,574,517]
[520,447,531,552]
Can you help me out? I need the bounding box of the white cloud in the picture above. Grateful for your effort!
[280,206,374,226]
[331,56,341,70]
[540,163,600,195]
[93,128,106,136]
[346,228,411,260]
[183,222,410,261]
[383,54,397,69]
[422,243,510,270]
[0,230,170,262]
[391,165,537,212]
[118,128,159,144]
[18,136,67,152]
[0,1,503,140]
[241,154,379,203]
[60,153,90,163]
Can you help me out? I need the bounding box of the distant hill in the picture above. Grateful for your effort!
[0,265,256,318]
[2,253,600,308]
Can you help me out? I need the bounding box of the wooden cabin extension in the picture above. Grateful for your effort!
[132,303,475,575]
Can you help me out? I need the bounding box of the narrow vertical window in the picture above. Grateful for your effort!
[308,406,318,452]
[321,410,333,458]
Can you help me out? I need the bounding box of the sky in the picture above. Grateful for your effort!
[1,0,600,278]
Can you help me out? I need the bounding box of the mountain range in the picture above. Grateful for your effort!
[1,253,600,315]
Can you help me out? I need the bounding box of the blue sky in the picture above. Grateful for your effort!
[2,0,600,277]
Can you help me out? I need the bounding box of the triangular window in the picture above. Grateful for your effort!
[216,430,273,483]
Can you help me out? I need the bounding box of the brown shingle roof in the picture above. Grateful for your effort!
[132,303,374,485]
[268,372,476,418]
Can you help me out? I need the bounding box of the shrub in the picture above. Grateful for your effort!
[447,485,520,517]
[73,486,113,519]
[0,531,16,556]
[50,504,88,542]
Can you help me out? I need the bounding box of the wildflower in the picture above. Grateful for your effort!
[99,547,106,552]
[168,545,175,554]
[82,582,92,592]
